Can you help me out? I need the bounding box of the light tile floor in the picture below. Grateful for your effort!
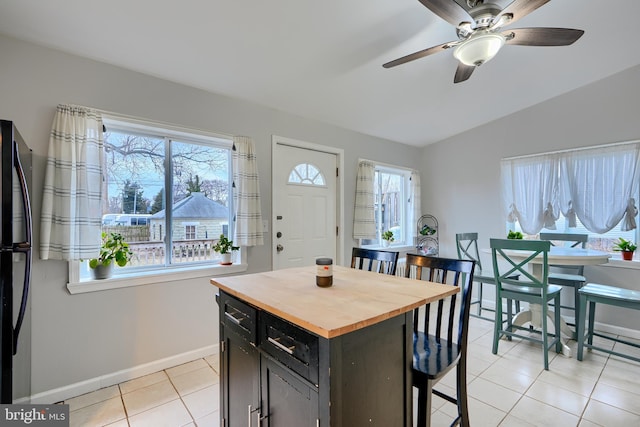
[65,317,640,426]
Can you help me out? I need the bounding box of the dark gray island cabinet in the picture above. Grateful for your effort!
[211,266,458,427]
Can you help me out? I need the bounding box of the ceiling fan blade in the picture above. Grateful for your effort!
[454,63,475,83]
[492,0,550,27]
[504,28,585,46]
[417,0,474,28]
[383,40,456,68]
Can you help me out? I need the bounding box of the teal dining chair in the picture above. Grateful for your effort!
[456,232,519,321]
[490,238,563,370]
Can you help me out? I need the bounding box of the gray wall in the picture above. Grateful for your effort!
[0,34,421,397]
[421,64,640,331]
[4,30,640,399]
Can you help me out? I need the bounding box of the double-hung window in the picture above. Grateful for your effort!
[76,116,235,281]
[361,165,413,247]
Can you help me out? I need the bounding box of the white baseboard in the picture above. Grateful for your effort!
[28,344,218,404]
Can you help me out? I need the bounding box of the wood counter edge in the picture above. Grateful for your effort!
[211,279,459,339]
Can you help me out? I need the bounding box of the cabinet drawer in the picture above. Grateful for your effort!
[259,312,319,385]
[219,292,257,345]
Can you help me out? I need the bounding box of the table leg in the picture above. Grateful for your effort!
[509,264,573,357]
[512,304,572,357]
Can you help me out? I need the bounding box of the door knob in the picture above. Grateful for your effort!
[276,244,284,253]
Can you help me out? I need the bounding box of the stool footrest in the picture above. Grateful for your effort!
[581,332,640,364]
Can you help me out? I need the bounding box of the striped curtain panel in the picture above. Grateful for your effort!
[40,104,104,260]
[232,136,264,246]
[353,160,376,239]
[409,170,421,241]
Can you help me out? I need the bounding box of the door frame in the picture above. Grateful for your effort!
[271,135,345,268]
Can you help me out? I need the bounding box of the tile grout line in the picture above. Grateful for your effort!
[165,366,198,425]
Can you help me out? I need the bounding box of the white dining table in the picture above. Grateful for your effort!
[486,246,611,357]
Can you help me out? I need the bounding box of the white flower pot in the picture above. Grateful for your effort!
[220,253,233,265]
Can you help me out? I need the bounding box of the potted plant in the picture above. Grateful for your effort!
[214,234,240,265]
[420,224,436,236]
[89,232,133,279]
[507,230,523,240]
[382,230,394,247]
[613,237,637,260]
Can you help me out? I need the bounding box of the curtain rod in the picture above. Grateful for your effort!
[502,139,640,161]
[358,157,415,173]
[80,104,235,140]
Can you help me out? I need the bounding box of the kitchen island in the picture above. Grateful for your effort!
[211,265,458,427]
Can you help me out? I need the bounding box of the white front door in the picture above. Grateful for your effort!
[273,140,338,270]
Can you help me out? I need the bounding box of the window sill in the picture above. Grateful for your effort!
[363,244,416,252]
[599,258,640,270]
[67,263,248,294]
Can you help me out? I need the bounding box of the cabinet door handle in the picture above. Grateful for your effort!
[248,404,252,427]
[224,311,243,325]
[259,410,269,425]
[267,336,295,354]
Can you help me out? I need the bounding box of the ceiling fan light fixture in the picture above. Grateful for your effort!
[453,33,506,66]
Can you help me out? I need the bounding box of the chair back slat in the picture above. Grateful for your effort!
[539,232,588,274]
[539,232,588,249]
[456,232,483,271]
[404,253,475,347]
[350,247,400,276]
[490,239,550,290]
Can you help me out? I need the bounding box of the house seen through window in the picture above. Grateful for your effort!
[80,118,234,280]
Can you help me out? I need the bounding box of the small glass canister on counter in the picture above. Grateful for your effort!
[315,257,333,287]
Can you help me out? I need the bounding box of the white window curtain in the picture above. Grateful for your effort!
[40,104,103,260]
[501,153,559,235]
[559,143,640,233]
[353,160,376,239]
[232,136,264,246]
[409,170,421,241]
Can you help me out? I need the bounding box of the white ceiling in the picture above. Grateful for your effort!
[1,0,639,147]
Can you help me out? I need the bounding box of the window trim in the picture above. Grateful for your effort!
[69,113,241,289]
[184,224,197,240]
[67,256,248,294]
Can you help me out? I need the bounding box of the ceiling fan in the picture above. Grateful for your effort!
[383,0,584,83]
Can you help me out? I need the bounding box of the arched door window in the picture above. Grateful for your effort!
[288,163,326,186]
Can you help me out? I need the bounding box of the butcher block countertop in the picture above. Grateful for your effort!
[210,265,459,339]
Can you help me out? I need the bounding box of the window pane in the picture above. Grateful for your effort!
[103,130,166,267]
[512,213,637,255]
[170,140,231,264]
[376,171,404,243]
[82,123,234,281]
[288,163,326,186]
[362,167,408,247]
[539,215,636,253]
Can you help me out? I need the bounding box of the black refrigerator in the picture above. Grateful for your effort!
[0,120,32,404]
